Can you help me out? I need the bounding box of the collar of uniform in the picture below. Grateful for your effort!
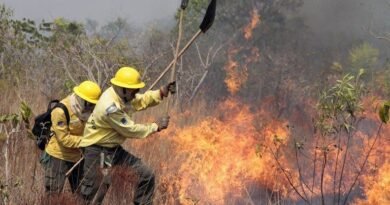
[107,86,126,109]
[69,93,84,119]
[69,93,79,114]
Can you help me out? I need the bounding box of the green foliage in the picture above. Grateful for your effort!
[19,101,32,122]
[43,17,85,47]
[52,17,84,36]
[0,183,9,202]
[64,79,76,93]
[0,114,19,124]
[331,61,343,73]
[349,42,379,71]
[379,59,390,98]
[316,72,365,135]
[379,101,390,123]
[0,4,12,51]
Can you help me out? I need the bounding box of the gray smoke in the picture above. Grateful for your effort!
[1,0,180,27]
[299,0,390,51]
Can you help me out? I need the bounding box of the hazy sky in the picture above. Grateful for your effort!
[1,0,180,26]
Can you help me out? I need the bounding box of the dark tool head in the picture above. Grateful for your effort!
[181,0,189,10]
[199,0,217,33]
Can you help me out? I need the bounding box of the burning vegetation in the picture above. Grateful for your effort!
[0,0,390,205]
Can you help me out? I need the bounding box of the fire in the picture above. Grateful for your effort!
[354,111,390,205]
[162,98,291,204]
[223,46,260,95]
[355,163,390,205]
[224,8,261,95]
[148,91,390,204]
[244,8,261,40]
[224,7,261,95]
[224,47,248,95]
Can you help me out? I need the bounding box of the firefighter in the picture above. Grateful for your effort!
[44,80,102,194]
[79,66,174,205]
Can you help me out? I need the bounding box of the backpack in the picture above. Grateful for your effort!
[32,100,70,150]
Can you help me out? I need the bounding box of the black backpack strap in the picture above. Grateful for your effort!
[48,100,60,112]
[53,103,70,125]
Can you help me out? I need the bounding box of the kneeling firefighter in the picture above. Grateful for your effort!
[79,67,175,205]
[44,81,102,193]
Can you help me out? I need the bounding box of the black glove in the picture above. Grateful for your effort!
[160,81,176,98]
[156,116,170,132]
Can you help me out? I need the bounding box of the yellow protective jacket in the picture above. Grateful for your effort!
[79,87,161,148]
[45,95,83,163]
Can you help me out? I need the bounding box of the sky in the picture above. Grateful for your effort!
[2,0,389,44]
[1,0,180,27]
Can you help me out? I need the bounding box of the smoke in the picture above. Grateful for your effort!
[1,0,180,27]
[299,0,390,52]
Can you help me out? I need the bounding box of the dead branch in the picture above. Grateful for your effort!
[188,43,224,103]
[269,145,310,204]
[311,136,319,204]
[189,70,209,102]
[369,30,390,43]
[333,132,342,205]
[342,123,383,205]
[49,50,77,83]
[294,140,311,201]
[142,50,170,79]
[0,52,4,75]
[337,129,353,205]
[320,151,327,205]
[243,185,256,205]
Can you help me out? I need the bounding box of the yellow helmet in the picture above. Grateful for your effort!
[110,67,146,89]
[73,81,102,104]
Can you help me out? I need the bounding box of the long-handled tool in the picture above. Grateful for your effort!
[164,0,188,113]
[65,156,84,177]
[148,0,217,90]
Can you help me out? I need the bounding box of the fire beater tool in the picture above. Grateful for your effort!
[148,0,217,90]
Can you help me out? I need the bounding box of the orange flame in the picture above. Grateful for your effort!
[224,46,260,95]
[224,47,248,95]
[161,98,291,204]
[244,8,261,40]
[141,94,390,204]
[355,162,390,205]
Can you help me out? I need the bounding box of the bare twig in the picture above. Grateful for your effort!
[188,42,223,103]
[337,131,352,205]
[310,135,320,204]
[342,123,383,205]
[320,151,327,205]
[369,29,390,43]
[142,50,170,78]
[294,140,310,202]
[269,146,310,204]
[0,52,4,75]
[243,185,256,205]
[49,50,77,83]
[333,132,342,205]
[189,70,209,102]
